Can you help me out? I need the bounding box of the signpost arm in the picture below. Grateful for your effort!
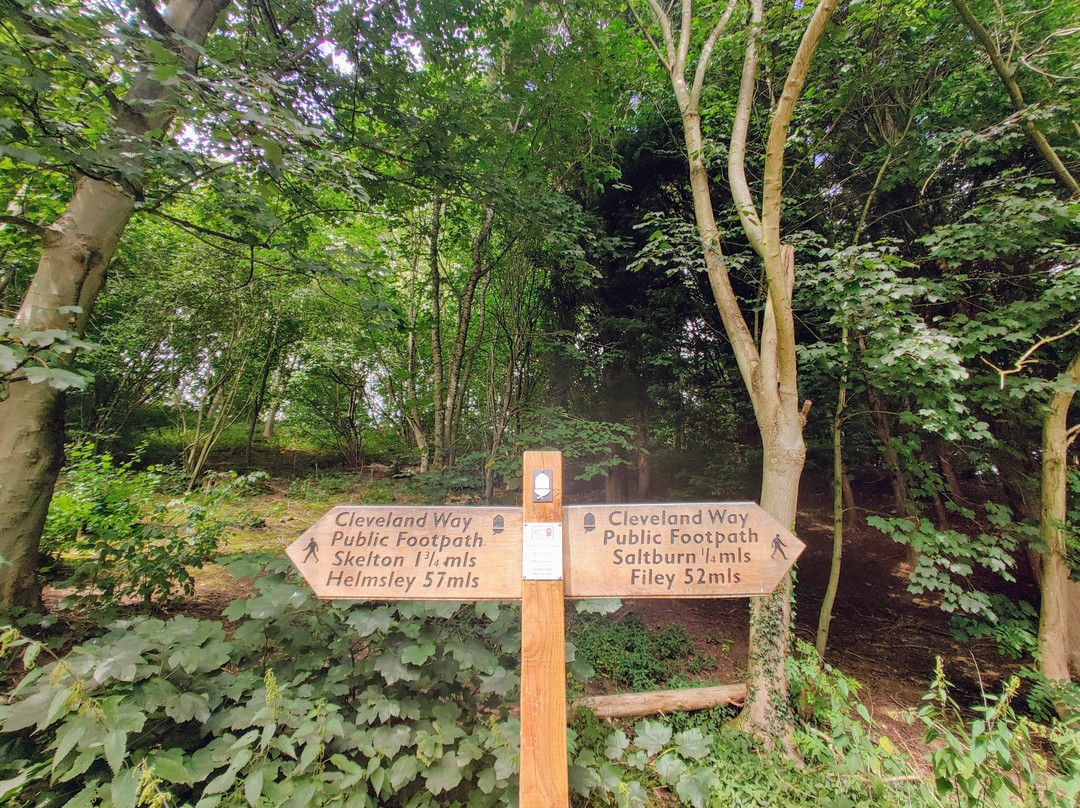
[520,451,568,808]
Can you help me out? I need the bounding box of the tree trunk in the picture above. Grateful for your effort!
[635,410,652,499]
[0,0,230,609]
[441,204,495,462]
[816,365,847,658]
[1038,352,1080,699]
[428,196,445,469]
[571,684,746,719]
[263,398,278,439]
[0,180,133,609]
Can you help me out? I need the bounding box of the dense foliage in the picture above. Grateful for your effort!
[2,0,1080,802]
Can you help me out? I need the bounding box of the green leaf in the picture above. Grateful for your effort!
[675,768,717,808]
[346,607,392,637]
[110,767,140,808]
[479,667,518,695]
[148,749,191,784]
[672,728,711,760]
[575,598,622,614]
[24,366,92,390]
[654,752,686,785]
[104,730,127,774]
[52,720,87,769]
[424,752,462,794]
[0,763,45,802]
[604,729,629,760]
[634,720,671,757]
[389,755,419,790]
[245,767,264,807]
[165,692,211,723]
[401,641,436,666]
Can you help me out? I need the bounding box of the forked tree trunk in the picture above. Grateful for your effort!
[632,0,835,749]
[0,0,230,610]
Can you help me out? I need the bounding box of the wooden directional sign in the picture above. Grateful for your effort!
[286,460,805,808]
[563,502,804,598]
[285,506,523,600]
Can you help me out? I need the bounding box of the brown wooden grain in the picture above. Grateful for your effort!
[520,451,568,808]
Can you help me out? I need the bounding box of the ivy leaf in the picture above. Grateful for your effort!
[634,720,671,757]
[424,752,462,794]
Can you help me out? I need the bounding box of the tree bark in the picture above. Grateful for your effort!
[571,684,746,719]
[632,0,836,749]
[1037,351,1080,699]
[0,0,231,609]
[428,196,445,469]
[816,353,847,658]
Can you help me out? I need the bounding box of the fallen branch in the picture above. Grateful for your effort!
[570,684,746,719]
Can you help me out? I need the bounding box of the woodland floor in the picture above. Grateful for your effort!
[42,460,1033,755]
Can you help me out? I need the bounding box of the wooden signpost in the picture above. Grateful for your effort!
[286,452,803,808]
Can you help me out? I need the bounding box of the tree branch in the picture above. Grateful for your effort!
[981,321,1080,389]
[690,0,740,111]
[0,214,46,236]
[728,0,764,253]
[949,0,1079,196]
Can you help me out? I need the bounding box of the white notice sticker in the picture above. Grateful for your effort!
[522,522,563,580]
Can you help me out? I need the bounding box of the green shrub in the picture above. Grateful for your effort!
[43,445,265,615]
[569,613,695,691]
[949,595,1039,659]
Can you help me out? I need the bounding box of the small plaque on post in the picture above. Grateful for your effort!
[522,522,563,580]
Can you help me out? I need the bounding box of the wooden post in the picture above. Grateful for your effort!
[520,451,567,808]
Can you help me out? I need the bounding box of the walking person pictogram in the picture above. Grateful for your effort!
[303,538,319,563]
[770,533,787,560]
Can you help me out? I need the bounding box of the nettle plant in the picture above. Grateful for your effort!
[0,558,530,808]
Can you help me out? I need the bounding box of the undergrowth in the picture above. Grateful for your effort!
[4,575,1079,808]
[569,612,704,690]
